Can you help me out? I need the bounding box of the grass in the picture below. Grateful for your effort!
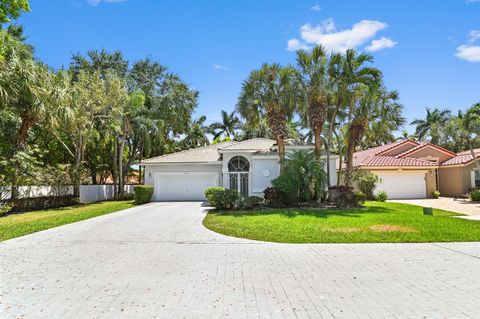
[203,201,480,243]
[0,200,135,241]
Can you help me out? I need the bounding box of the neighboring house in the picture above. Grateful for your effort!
[351,139,480,199]
[140,138,338,201]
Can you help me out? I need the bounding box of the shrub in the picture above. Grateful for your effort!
[353,191,367,204]
[271,174,299,204]
[431,191,441,199]
[469,189,480,202]
[264,187,286,207]
[6,195,79,213]
[355,172,381,200]
[134,185,154,204]
[237,196,263,209]
[204,187,239,210]
[375,191,388,202]
[328,185,359,208]
[0,202,14,215]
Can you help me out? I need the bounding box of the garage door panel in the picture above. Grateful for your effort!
[154,172,219,201]
[375,173,426,199]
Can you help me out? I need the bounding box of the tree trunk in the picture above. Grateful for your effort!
[112,138,118,198]
[345,127,357,187]
[277,135,286,175]
[73,138,83,197]
[314,126,322,162]
[118,136,126,199]
[17,117,34,149]
[325,108,338,188]
[335,130,343,186]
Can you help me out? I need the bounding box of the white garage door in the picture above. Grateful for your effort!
[375,172,427,199]
[154,172,219,201]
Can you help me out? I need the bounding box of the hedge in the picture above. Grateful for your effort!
[204,187,239,210]
[134,185,154,204]
[3,195,80,213]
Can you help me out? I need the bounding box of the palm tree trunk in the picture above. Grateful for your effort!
[118,135,126,199]
[334,130,343,186]
[277,135,286,175]
[345,126,358,187]
[73,137,83,197]
[112,138,118,198]
[314,126,322,162]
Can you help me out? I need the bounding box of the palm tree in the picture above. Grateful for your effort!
[464,103,480,169]
[345,87,401,186]
[183,115,210,148]
[237,63,298,174]
[410,107,451,143]
[209,109,240,140]
[238,117,272,140]
[295,45,330,162]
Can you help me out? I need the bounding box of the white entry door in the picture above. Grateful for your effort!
[375,172,427,199]
[153,172,219,201]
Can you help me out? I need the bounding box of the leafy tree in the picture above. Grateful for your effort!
[237,63,298,174]
[0,0,30,24]
[183,115,210,148]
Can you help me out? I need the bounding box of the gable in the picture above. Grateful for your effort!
[377,141,418,156]
[399,145,455,163]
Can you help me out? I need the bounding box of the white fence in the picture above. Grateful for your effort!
[79,185,135,203]
[1,185,136,203]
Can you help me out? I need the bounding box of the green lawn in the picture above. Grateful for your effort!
[0,200,135,241]
[203,201,480,243]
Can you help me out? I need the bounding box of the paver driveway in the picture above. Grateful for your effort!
[1,202,480,318]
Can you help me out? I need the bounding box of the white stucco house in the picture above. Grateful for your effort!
[140,138,338,201]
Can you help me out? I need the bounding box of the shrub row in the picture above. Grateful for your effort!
[2,195,80,213]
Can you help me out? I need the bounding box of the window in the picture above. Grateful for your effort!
[228,156,249,196]
[475,170,480,188]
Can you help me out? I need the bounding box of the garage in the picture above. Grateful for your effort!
[153,172,219,201]
[374,172,427,199]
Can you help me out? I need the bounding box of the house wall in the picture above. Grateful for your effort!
[144,164,223,187]
[438,166,463,197]
[425,169,437,197]
[461,162,477,194]
[405,148,453,163]
[251,157,280,197]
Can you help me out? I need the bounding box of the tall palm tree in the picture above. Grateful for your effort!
[237,63,298,174]
[410,107,451,143]
[464,103,480,169]
[345,87,400,186]
[295,45,330,162]
[209,109,240,140]
[183,115,210,148]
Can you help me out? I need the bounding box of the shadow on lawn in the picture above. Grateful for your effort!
[211,205,392,219]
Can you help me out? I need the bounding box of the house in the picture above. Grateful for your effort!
[351,139,480,199]
[140,138,338,201]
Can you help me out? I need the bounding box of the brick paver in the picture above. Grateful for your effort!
[1,202,479,318]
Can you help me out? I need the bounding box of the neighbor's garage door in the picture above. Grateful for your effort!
[153,172,219,201]
[375,172,427,199]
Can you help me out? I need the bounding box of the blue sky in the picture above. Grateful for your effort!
[19,0,480,132]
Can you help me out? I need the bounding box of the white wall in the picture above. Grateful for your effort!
[0,186,73,201]
[251,157,280,197]
[79,185,135,203]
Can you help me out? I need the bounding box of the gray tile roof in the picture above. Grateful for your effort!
[218,138,275,151]
[140,141,236,164]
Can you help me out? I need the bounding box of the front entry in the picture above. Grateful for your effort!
[228,156,249,197]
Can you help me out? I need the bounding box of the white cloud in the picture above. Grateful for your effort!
[87,0,127,6]
[287,18,392,53]
[455,45,480,62]
[365,37,397,52]
[214,64,229,71]
[455,30,480,62]
[310,4,321,11]
[287,38,310,51]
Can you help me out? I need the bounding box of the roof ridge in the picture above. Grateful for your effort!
[142,141,235,162]
[374,139,419,156]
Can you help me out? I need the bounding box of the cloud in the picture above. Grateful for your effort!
[365,37,397,52]
[287,18,392,53]
[214,64,229,71]
[310,4,321,11]
[455,30,480,62]
[456,45,480,62]
[87,0,127,6]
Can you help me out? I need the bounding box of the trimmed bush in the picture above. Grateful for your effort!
[375,191,388,202]
[0,202,14,215]
[355,172,381,200]
[237,196,263,209]
[134,185,154,204]
[469,189,480,202]
[353,191,367,204]
[204,187,239,210]
[328,185,359,208]
[271,174,299,204]
[431,191,441,199]
[5,195,79,213]
[264,187,286,207]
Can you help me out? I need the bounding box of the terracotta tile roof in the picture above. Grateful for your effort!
[441,149,480,166]
[396,142,456,158]
[352,140,436,168]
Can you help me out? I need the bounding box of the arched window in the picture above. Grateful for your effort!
[228,156,250,172]
[228,156,249,196]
